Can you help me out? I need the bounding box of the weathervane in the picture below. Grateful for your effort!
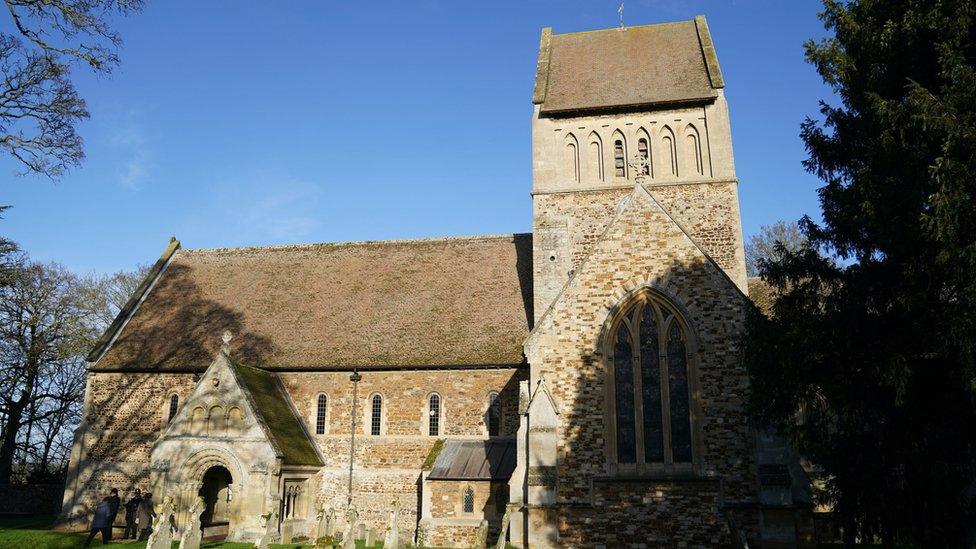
[618,2,625,31]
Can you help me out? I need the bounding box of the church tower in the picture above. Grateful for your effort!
[530,16,747,319]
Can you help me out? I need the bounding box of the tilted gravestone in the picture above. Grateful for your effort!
[178,496,206,549]
[146,496,176,549]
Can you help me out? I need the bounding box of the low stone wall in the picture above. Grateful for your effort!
[0,483,64,515]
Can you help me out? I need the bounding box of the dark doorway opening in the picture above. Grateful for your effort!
[199,465,232,540]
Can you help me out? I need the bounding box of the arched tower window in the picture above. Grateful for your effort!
[487,392,501,437]
[661,126,678,178]
[428,393,441,436]
[167,394,179,423]
[463,486,475,513]
[612,132,627,178]
[315,394,327,435]
[684,124,704,176]
[607,290,696,470]
[370,394,383,436]
[208,405,224,436]
[587,132,604,181]
[637,136,650,176]
[564,133,580,182]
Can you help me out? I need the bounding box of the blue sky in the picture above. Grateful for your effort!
[0,0,832,274]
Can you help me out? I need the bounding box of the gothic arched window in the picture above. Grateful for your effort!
[487,392,501,437]
[607,291,696,470]
[637,137,650,176]
[167,394,179,423]
[613,136,626,178]
[370,394,383,436]
[315,394,327,435]
[428,393,441,436]
[463,486,475,513]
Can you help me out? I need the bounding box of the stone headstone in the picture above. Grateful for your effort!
[366,528,377,546]
[281,519,294,544]
[341,506,358,549]
[146,496,176,549]
[473,518,489,549]
[254,508,280,549]
[178,496,206,549]
[383,496,401,548]
[357,522,366,541]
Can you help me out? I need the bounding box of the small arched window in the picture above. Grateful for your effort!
[608,290,695,468]
[463,486,475,513]
[637,138,650,176]
[564,133,580,182]
[487,392,501,437]
[167,394,179,423]
[315,394,327,435]
[370,394,383,436]
[613,138,626,178]
[661,126,678,177]
[684,124,704,176]
[208,405,224,436]
[428,394,441,436]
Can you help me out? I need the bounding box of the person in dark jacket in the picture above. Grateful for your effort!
[106,488,120,541]
[122,489,142,539]
[136,492,155,541]
[83,496,113,547]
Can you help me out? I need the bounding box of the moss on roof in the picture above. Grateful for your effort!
[230,360,322,466]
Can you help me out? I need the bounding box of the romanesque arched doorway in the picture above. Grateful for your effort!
[198,464,233,539]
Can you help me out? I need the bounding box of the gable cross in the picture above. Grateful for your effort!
[629,153,650,182]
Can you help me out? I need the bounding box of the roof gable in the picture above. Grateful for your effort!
[534,16,723,114]
[157,348,322,467]
[92,234,533,371]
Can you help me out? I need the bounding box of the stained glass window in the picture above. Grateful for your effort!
[371,394,382,436]
[639,305,664,462]
[613,327,636,463]
[429,394,440,436]
[315,394,327,435]
[668,323,692,462]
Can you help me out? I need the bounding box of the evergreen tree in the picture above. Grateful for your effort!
[744,1,976,545]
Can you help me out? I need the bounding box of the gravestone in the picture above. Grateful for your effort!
[495,503,516,549]
[473,518,489,549]
[178,496,206,549]
[146,496,176,549]
[281,519,294,544]
[357,522,366,541]
[366,528,377,547]
[383,497,401,548]
[341,506,358,549]
[254,508,280,549]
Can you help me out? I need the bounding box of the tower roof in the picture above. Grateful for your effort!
[533,16,724,114]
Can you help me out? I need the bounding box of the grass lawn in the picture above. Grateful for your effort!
[0,515,321,549]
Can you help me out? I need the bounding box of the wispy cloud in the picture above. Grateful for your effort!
[108,109,152,190]
[238,177,323,240]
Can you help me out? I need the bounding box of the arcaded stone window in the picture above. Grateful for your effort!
[167,394,179,423]
[607,290,697,471]
[428,393,441,436]
[487,392,501,437]
[463,486,475,513]
[370,394,383,436]
[613,139,626,177]
[637,138,650,176]
[315,394,327,435]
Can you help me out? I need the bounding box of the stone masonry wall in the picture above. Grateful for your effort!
[525,185,758,545]
[427,479,507,547]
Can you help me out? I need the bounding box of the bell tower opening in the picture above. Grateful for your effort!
[199,465,233,539]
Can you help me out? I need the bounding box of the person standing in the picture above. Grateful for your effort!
[122,489,142,539]
[82,496,113,547]
[136,492,155,541]
[106,488,120,541]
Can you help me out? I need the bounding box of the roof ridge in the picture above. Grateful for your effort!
[550,18,695,37]
[180,232,530,256]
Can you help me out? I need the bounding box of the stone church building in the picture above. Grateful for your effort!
[59,17,809,548]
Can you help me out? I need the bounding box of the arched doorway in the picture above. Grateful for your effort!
[199,465,233,539]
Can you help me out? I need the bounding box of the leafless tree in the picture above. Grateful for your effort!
[745,220,808,277]
[0,0,144,177]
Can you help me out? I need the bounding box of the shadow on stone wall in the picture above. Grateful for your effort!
[59,262,276,527]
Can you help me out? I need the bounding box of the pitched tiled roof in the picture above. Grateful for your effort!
[427,439,516,481]
[91,234,533,371]
[229,360,322,466]
[534,16,723,114]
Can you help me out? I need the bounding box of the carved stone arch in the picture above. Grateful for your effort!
[660,125,678,178]
[182,447,245,484]
[683,123,704,176]
[563,132,580,182]
[635,127,653,178]
[611,129,628,179]
[594,282,702,359]
[587,131,604,181]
